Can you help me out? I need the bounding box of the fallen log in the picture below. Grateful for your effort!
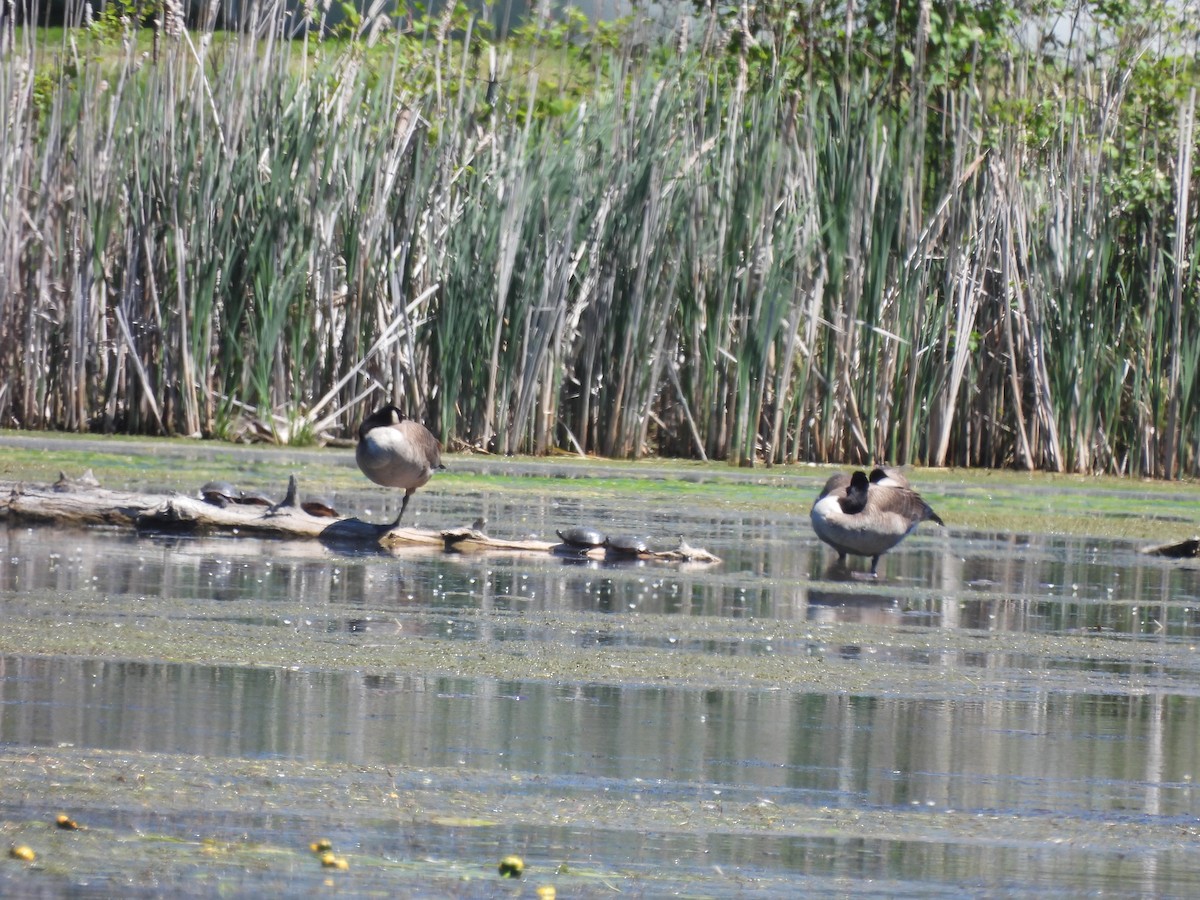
[1140,537,1200,559]
[0,474,720,565]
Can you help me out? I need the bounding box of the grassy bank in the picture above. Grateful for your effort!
[1,431,1198,543]
[2,1,1200,476]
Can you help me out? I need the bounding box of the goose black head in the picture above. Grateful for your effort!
[839,470,870,515]
[358,404,406,440]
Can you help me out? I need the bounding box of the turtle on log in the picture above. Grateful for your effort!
[555,526,606,553]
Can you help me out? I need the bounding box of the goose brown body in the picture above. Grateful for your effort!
[810,470,943,573]
[356,405,443,527]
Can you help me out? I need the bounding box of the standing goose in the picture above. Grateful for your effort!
[355,405,443,527]
[816,466,907,500]
[810,470,943,574]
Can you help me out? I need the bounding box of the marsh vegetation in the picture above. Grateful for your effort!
[3,0,1200,476]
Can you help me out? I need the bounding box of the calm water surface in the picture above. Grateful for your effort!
[2,464,1200,896]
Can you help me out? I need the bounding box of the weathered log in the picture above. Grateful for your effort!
[440,526,555,554]
[3,477,348,537]
[438,526,720,563]
[1140,537,1200,558]
[0,477,721,564]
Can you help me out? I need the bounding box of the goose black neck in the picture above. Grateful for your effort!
[839,471,870,515]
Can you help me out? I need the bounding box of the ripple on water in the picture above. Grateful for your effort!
[3,485,1200,897]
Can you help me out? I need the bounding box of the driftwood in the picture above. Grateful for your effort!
[0,473,721,564]
[1141,537,1200,559]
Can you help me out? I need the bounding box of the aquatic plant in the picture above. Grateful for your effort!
[2,0,1200,476]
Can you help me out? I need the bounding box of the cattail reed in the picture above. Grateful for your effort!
[1,2,1198,476]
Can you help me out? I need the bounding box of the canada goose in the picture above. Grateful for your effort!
[355,405,443,527]
[810,470,943,574]
[816,466,907,500]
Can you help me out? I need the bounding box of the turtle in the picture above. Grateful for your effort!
[200,481,242,507]
[235,489,274,507]
[301,495,341,518]
[556,526,607,549]
[605,534,649,558]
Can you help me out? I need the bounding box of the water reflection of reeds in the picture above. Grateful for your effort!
[6,498,1200,893]
[5,653,1200,826]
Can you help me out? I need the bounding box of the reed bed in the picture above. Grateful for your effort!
[2,2,1199,476]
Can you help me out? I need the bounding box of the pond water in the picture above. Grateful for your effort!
[2,454,1200,897]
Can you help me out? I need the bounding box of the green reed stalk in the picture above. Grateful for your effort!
[4,4,1200,475]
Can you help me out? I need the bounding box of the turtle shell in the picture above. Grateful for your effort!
[235,490,274,507]
[606,534,649,555]
[302,496,340,518]
[201,481,242,507]
[556,526,607,548]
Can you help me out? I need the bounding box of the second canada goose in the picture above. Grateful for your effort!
[810,470,943,574]
[816,466,907,500]
[355,405,443,527]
